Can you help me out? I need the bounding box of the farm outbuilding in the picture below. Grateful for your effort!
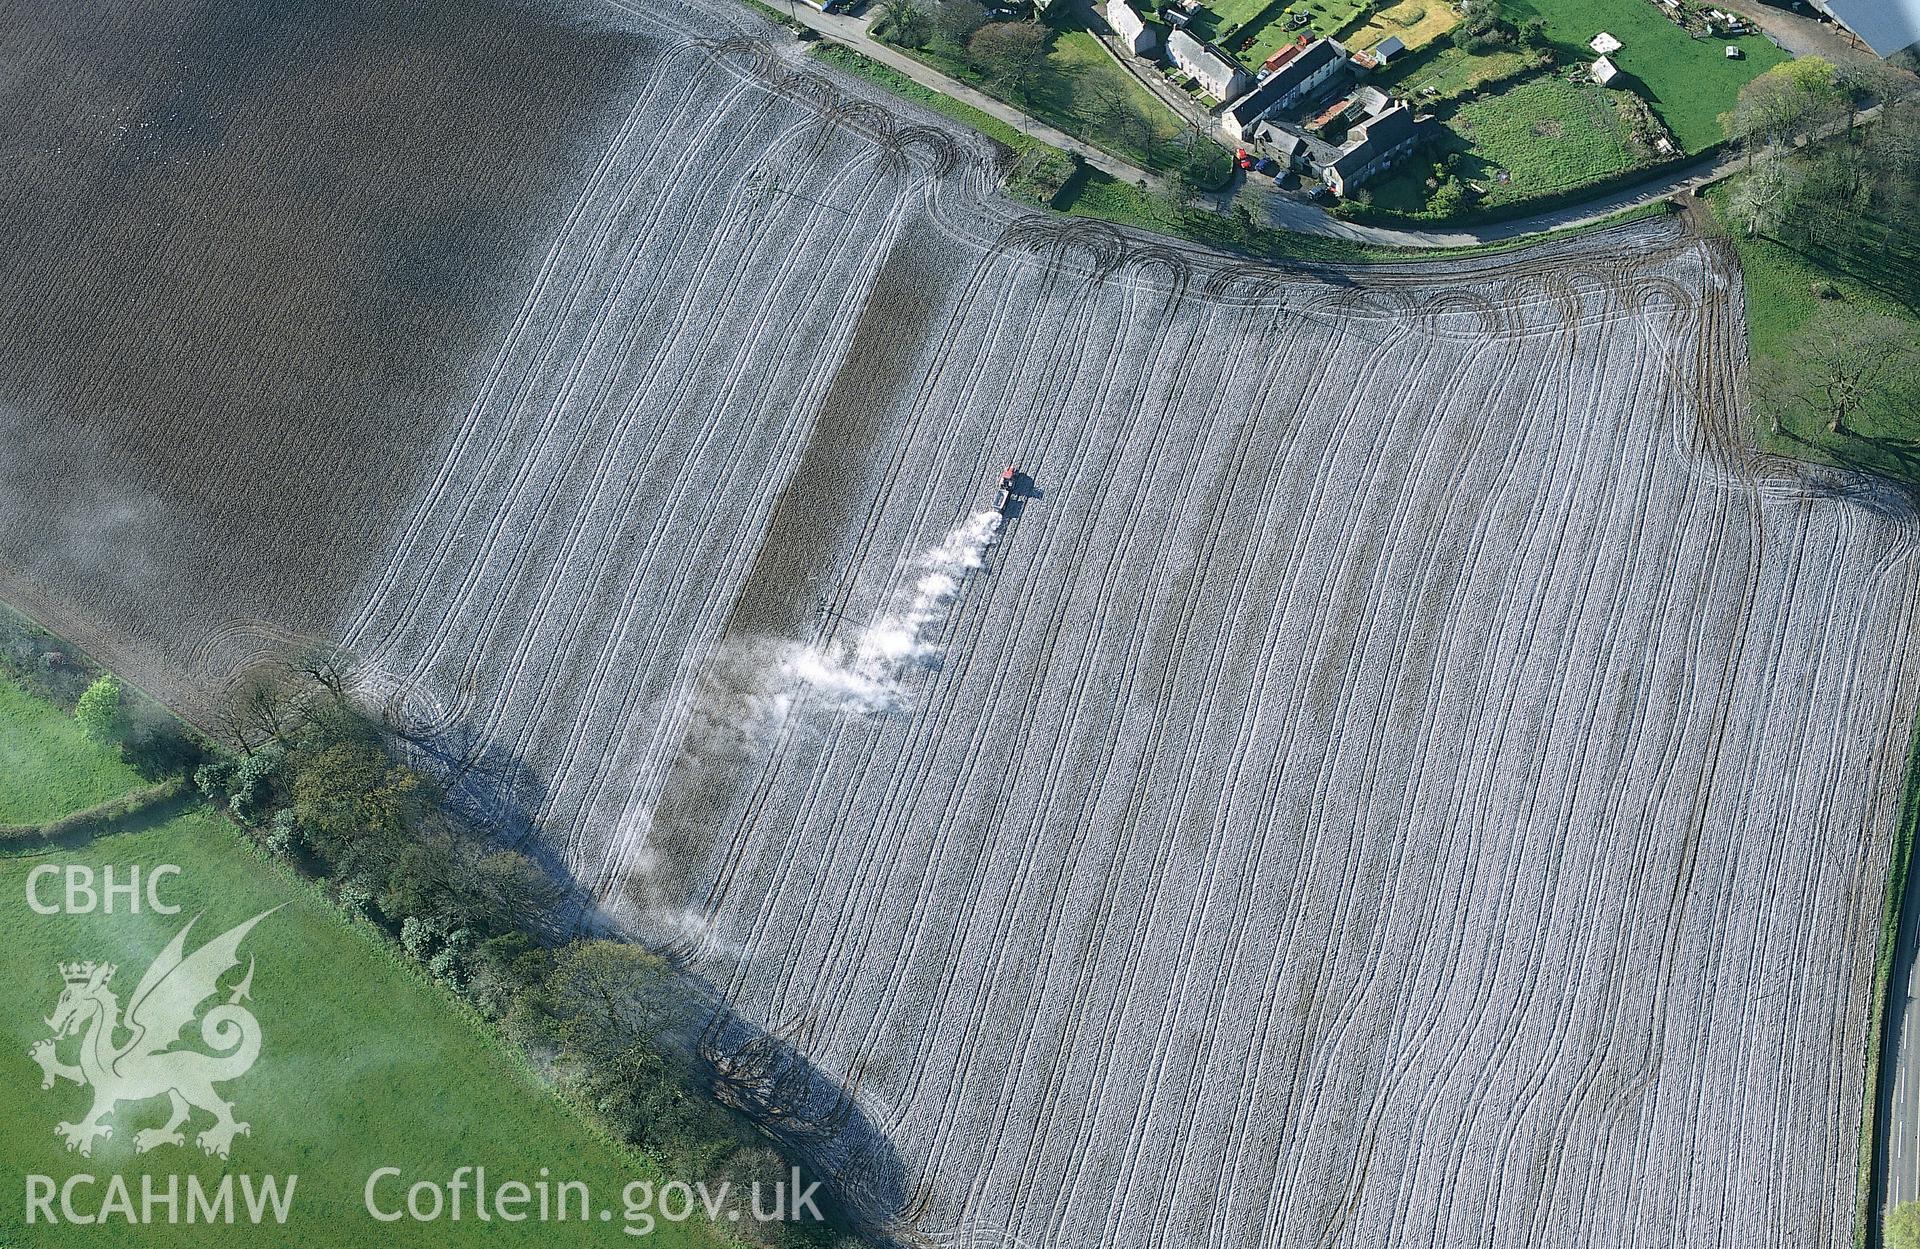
[1263,33,1310,73]
[1320,100,1420,194]
[1808,0,1920,57]
[1251,119,1309,165]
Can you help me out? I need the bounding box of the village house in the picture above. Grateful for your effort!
[1221,37,1347,140]
[1105,0,1159,56]
[1321,102,1421,196]
[1168,28,1252,102]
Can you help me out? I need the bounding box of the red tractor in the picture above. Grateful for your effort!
[995,463,1018,514]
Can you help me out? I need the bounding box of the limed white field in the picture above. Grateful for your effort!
[329,24,1920,1249]
[3,3,1917,1247]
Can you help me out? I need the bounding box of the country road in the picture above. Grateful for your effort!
[773,0,1170,188]
[1216,150,1739,246]
[776,1,1763,247]
[779,0,1908,250]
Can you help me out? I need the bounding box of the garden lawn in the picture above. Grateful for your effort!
[1310,0,1370,40]
[1343,0,1460,53]
[1375,40,1532,104]
[0,676,145,824]
[1502,0,1788,151]
[1362,163,1438,211]
[1185,0,1336,65]
[1448,72,1644,202]
[1709,187,1920,485]
[0,767,727,1246]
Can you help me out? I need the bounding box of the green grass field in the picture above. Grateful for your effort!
[1292,0,1369,42]
[1502,0,1788,151]
[1449,72,1644,201]
[0,685,730,1247]
[0,678,145,824]
[902,20,1192,173]
[1708,188,1920,485]
[1367,69,1646,211]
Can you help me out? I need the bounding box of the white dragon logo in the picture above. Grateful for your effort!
[29,907,279,1160]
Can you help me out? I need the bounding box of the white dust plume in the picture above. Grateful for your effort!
[792,509,1001,713]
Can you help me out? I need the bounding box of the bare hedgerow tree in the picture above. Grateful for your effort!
[1750,350,1798,438]
[933,0,988,53]
[217,667,296,756]
[1080,76,1157,160]
[1770,310,1920,438]
[282,643,354,706]
[1725,149,1805,239]
[969,19,1050,105]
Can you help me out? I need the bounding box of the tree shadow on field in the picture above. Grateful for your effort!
[687,989,914,1241]
[395,715,915,1243]
[1777,428,1920,513]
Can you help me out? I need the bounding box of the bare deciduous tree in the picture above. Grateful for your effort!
[283,644,354,705]
[218,667,295,756]
[969,20,1050,105]
[1080,76,1156,159]
[1772,311,1920,437]
[933,0,988,52]
[1726,149,1804,239]
[1725,56,1845,159]
[1836,57,1909,136]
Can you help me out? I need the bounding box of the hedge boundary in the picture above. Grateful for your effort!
[0,777,187,848]
[1858,706,1920,1249]
[1333,144,1719,227]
